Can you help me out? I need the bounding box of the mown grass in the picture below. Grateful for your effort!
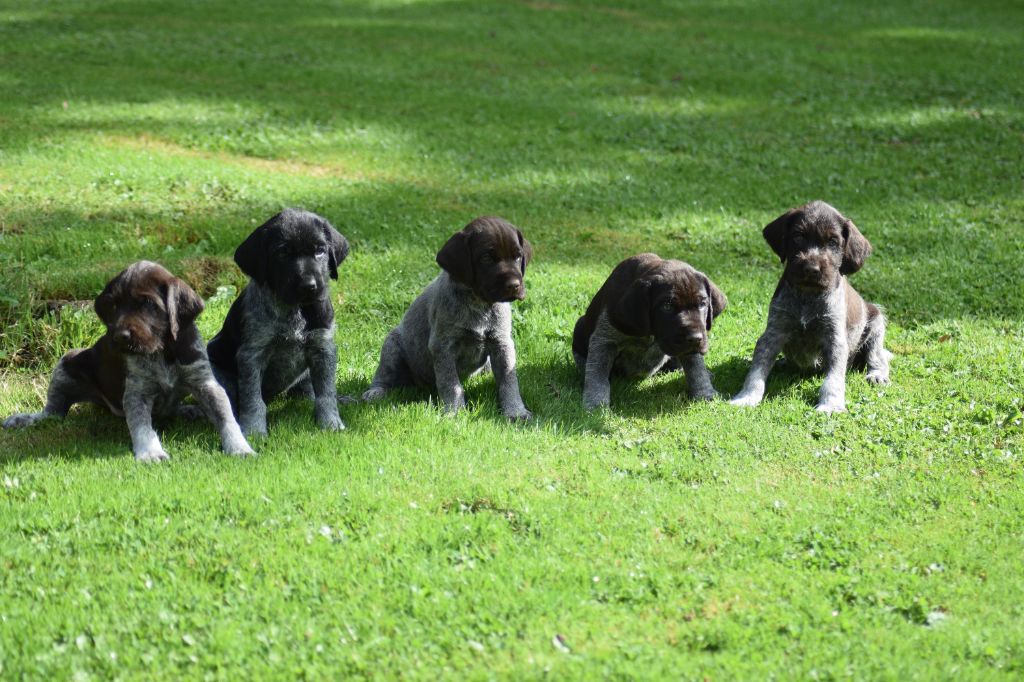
[1,0,1022,678]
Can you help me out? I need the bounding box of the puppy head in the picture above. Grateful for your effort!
[235,208,349,306]
[762,200,872,292]
[436,216,532,303]
[608,255,727,356]
[95,261,204,355]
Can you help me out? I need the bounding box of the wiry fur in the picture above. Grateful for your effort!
[207,209,349,436]
[362,216,532,419]
[2,261,253,462]
[731,201,891,413]
[572,254,727,410]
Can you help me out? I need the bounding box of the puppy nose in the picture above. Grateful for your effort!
[115,329,131,342]
[300,278,318,293]
[684,329,703,341]
[804,262,821,274]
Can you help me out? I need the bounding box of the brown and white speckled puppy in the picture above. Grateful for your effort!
[362,216,533,419]
[1,261,253,462]
[572,253,727,411]
[730,201,891,413]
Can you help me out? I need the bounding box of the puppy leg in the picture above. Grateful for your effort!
[123,380,168,463]
[863,313,891,385]
[428,334,467,414]
[582,334,618,411]
[680,354,718,400]
[305,328,344,431]
[730,325,788,407]
[486,335,531,421]
[2,355,85,428]
[236,349,270,437]
[182,361,255,456]
[816,321,848,413]
[363,329,410,402]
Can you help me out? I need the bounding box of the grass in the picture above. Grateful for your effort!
[1,0,1022,677]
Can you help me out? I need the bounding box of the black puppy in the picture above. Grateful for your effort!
[573,253,727,410]
[730,200,891,412]
[2,261,253,462]
[208,209,350,436]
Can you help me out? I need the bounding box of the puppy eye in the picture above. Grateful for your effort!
[314,246,328,257]
[659,301,675,313]
[829,237,841,247]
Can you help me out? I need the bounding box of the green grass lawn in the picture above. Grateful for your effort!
[1,0,1022,677]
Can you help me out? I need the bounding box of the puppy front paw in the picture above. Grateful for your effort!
[504,407,534,422]
[223,435,256,457]
[583,397,610,412]
[135,446,171,463]
[815,400,846,414]
[865,370,890,385]
[240,420,268,438]
[689,389,719,402]
[729,392,762,407]
[361,387,388,402]
[2,412,46,429]
[318,413,346,431]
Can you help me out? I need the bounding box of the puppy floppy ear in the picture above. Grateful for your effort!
[94,269,126,326]
[702,274,728,331]
[608,278,653,337]
[436,230,474,286]
[516,229,533,275]
[840,218,872,275]
[164,277,204,341]
[234,216,278,283]
[762,208,799,262]
[323,223,349,280]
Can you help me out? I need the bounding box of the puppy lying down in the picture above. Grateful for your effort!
[573,253,727,411]
[730,200,891,412]
[363,216,533,420]
[2,261,253,462]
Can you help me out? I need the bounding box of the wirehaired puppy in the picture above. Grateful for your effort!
[362,216,533,420]
[207,209,350,436]
[2,261,253,462]
[730,200,891,413]
[572,253,727,411]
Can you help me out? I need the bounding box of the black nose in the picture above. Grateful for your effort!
[115,329,131,343]
[300,279,318,294]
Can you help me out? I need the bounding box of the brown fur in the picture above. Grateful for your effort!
[435,216,533,303]
[573,253,727,360]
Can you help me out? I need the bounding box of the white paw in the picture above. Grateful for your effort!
[729,393,762,407]
[865,371,890,385]
[135,447,171,463]
[361,387,388,402]
[815,401,846,414]
[223,437,256,457]
[583,398,610,413]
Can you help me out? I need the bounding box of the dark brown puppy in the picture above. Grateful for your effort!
[573,253,727,410]
[730,201,891,412]
[363,216,533,419]
[435,215,533,302]
[2,261,252,462]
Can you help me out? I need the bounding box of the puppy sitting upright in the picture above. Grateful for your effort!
[362,216,533,420]
[207,209,349,436]
[573,254,727,411]
[730,200,891,413]
[2,261,253,462]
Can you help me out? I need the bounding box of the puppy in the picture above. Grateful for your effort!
[730,200,891,413]
[362,216,533,420]
[572,254,727,411]
[207,209,349,436]
[2,261,253,462]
